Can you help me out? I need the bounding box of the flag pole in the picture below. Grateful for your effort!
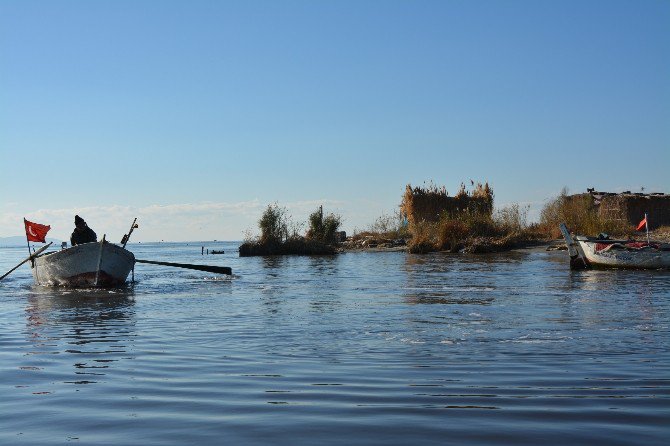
[645,213,650,246]
[23,218,32,257]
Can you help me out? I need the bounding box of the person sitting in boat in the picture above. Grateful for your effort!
[70,215,97,246]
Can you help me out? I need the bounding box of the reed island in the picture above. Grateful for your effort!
[239,182,670,257]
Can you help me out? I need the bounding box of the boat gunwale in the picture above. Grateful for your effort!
[35,242,135,263]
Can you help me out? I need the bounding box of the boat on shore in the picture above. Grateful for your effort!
[32,239,135,287]
[559,223,670,270]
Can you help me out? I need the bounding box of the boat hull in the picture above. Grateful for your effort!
[576,240,670,270]
[32,242,135,287]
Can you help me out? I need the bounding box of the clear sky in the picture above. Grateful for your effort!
[1,0,668,242]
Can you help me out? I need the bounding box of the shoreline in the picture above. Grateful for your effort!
[338,238,563,254]
[338,227,670,255]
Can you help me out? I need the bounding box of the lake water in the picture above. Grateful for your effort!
[1,242,668,445]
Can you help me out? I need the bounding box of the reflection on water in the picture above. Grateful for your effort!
[0,244,668,446]
[23,287,136,387]
[402,252,512,305]
[570,267,665,295]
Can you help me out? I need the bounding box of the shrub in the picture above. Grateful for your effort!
[407,220,437,253]
[307,206,342,244]
[259,203,289,244]
[437,219,469,252]
[539,188,630,238]
[367,210,410,239]
[494,203,529,233]
[240,203,337,256]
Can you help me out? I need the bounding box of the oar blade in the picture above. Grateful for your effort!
[136,259,232,275]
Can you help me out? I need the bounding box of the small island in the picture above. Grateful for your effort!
[239,205,341,256]
[239,182,670,257]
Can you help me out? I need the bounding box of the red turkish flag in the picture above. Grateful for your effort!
[24,218,51,243]
[636,216,647,231]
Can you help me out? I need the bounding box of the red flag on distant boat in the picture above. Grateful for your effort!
[24,218,51,243]
[636,215,647,231]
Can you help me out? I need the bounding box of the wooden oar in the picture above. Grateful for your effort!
[0,242,53,281]
[135,259,232,275]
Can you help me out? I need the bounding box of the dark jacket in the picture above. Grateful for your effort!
[70,226,97,246]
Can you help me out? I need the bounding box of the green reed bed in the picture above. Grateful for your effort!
[239,204,340,256]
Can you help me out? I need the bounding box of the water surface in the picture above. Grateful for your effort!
[1,243,668,445]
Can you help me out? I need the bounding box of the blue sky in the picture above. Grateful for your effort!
[1,0,668,242]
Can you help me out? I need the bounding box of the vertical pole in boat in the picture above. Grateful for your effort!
[24,219,36,277]
[121,218,138,249]
[24,219,32,258]
[94,234,106,286]
[645,213,650,246]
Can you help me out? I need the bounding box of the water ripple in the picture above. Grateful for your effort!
[0,244,668,445]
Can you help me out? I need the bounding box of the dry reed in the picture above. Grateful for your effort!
[539,188,631,238]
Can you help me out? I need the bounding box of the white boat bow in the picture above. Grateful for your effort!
[32,240,135,287]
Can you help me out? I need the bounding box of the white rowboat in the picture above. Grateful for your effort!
[32,240,135,287]
[8,218,232,288]
[559,223,670,270]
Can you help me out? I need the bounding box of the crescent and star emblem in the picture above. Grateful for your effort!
[28,226,38,237]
